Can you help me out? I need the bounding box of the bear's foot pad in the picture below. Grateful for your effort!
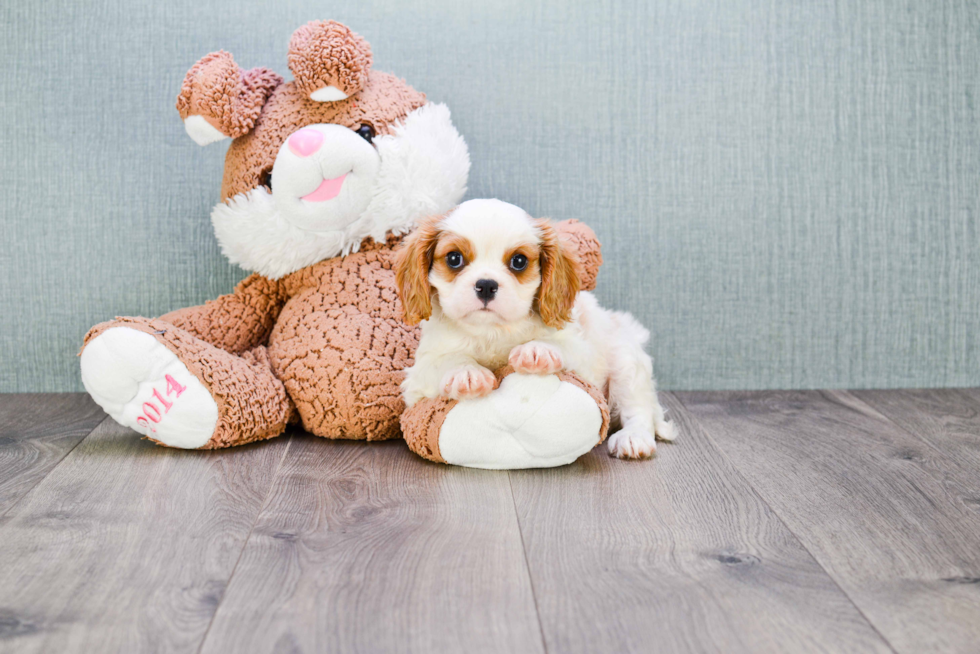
[438,373,603,469]
[81,327,217,448]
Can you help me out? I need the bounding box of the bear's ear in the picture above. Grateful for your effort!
[176,51,282,146]
[288,20,372,103]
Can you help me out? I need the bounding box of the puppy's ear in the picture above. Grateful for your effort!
[395,215,443,325]
[535,219,581,329]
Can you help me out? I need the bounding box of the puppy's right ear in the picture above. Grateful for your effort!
[395,215,443,325]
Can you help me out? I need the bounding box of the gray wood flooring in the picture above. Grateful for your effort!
[1,390,978,653]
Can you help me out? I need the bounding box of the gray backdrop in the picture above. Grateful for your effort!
[2,0,979,392]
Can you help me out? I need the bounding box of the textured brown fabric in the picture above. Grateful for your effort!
[175,51,282,139]
[553,219,603,292]
[82,317,294,449]
[160,274,288,355]
[268,234,419,442]
[221,72,426,200]
[400,365,609,464]
[400,396,454,463]
[288,20,373,99]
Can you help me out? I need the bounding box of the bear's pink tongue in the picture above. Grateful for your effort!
[301,173,347,202]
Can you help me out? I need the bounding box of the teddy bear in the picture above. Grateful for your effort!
[79,20,608,469]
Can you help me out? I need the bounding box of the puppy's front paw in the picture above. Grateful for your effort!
[441,365,496,400]
[607,425,657,459]
[508,341,563,375]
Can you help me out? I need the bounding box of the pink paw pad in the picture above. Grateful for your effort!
[442,366,495,400]
[509,342,563,375]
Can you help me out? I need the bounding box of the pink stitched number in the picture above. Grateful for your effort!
[152,388,173,412]
[143,402,162,423]
[137,376,187,430]
[166,374,186,398]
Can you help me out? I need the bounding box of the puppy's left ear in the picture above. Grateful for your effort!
[535,219,581,329]
[395,215,443,325]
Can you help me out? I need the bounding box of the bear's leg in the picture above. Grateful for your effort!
[401,367,609,469]
[81,318,293,449]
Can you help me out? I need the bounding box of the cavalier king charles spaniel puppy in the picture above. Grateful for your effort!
[395,199,675,459]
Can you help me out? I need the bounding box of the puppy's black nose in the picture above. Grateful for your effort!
[475,278,499,304]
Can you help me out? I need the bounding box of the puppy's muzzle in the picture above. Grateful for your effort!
[474,279,498,306]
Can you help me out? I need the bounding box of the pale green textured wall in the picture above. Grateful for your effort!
[1,0,978,392]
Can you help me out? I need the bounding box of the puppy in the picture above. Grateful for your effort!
[395,199,675,459]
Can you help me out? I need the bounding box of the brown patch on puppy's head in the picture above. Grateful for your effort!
[502,242,540,285]
[534,219,581,328]
[431,233,476,283]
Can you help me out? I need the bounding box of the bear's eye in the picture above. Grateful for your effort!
[446,251,465,270]
[355,124,375,143]
[260,169,273,191]
[509,253,528,272]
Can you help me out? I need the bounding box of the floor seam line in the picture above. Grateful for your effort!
[195,433,294,654]
[0,415,110,522]
[670,392,901,654]
[508,472,550,654]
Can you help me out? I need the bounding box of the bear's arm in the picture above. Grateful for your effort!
[553,219,602,291]
[159,274,288,354]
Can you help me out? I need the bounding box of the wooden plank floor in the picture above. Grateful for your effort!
[1,390,978,653]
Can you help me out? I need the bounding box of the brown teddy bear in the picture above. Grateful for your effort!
[79,20,607,468]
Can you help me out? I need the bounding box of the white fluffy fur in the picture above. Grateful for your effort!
[310,84,348,102]
[212,102,470,279]
[184,115,229,146]
[401,199,676,459]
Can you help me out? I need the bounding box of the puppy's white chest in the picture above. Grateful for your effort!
[466,331,532,370]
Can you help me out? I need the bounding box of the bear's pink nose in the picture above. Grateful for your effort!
[288,129,324,157]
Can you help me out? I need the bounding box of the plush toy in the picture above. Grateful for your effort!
[80,20,608,469]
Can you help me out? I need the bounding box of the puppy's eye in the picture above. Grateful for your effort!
[446,251,465,269]
[355,124,375,143]
[509,253,528,272]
